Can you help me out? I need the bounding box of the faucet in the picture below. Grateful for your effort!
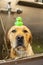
[7,1,11,15]
[7,1,23,15]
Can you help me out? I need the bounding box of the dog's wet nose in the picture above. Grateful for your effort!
[16,36,24,46]
[17,36,24,40]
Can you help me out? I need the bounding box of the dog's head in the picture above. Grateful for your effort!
[7,25,32,56]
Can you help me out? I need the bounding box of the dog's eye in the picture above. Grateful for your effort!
[12,30,16,33]
[23,30,28,33]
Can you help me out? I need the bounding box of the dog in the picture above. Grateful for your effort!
[7,25,34,59]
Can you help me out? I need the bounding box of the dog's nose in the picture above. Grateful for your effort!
[17,36,24,40]
[16,36,24,46]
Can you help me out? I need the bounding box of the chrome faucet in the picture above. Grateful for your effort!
[7,1,11,12]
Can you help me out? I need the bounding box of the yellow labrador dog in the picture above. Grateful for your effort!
[7,25,34,59]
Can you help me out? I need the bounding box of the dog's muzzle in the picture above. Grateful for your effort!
[16,36,24,47]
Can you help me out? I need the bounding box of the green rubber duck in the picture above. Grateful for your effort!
[14,17,23,26]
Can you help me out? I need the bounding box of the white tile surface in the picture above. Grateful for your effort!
[20,0,35,2]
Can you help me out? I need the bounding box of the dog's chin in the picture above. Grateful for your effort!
[14,46,27,57]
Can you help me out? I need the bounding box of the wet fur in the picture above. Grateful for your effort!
[7,25,34,59]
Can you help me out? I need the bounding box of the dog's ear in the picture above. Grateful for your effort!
[28,33,32,44]
[6,32,11,50]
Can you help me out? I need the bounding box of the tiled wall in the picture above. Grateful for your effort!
[0,0,19,9]
[20,0,35,2]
